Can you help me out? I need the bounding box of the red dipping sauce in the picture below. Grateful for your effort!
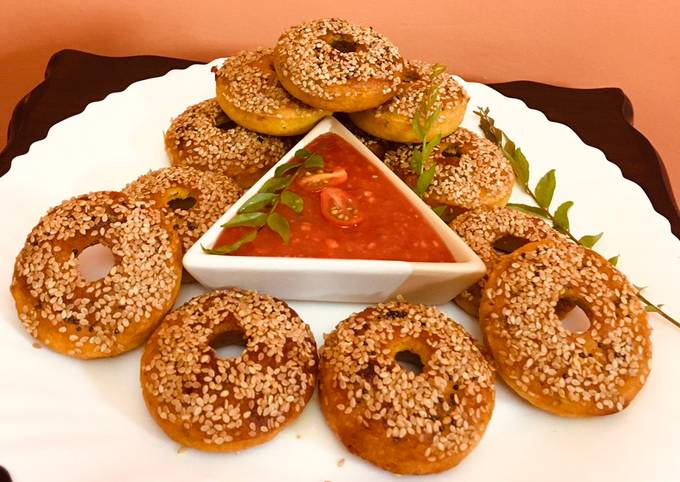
[214,133,455,262]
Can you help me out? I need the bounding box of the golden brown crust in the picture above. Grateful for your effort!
[319,300,495,474]
[335,113,395,160]
[123,166,242,253]
[273,18,404,112]
[141,289,318,452]
[384,128,515,210]
[479,240,652,417]
[349,60,469,143]
[164,98,292,188]
[450,207,562,317]
[215,48,329,136]
[10,191,183,359]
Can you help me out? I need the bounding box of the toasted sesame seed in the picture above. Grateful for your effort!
[141,288,318,449]
[319,300,494,465]
[164,99,291,181]
[384,128,514,210]
[123,166,242,252]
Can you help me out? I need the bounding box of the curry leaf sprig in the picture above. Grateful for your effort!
[411,64,447,198]
[202,149,322,255]
[475,107,679,329]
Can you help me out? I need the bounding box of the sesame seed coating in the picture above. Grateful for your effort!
[123,166,242,252]
[450,207,562,316]
[215,48,326,117]
[374,60,468,121]
[164,98,292,187]
[383,128,515,210]
[140,288,318,452]
[273,18,403,110]
[319,300,495,474]
[348,61,469,143]
[10,191,183,359]
[479,240,652,417]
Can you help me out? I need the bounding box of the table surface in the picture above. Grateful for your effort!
[1,49,678,239]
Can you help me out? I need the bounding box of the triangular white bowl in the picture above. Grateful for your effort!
[183,117,485,304]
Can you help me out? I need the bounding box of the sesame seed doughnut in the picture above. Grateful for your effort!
[10,191,183,359]
[349,60,469,143]
[164,98,292,188]
[273,18,404,112]
[215,48,329,136]
[319,300,495,474]
[450,207,563,317]
[479,240,652,417]
[141,288,318,452]
[384,128,515,212]
[123,166,242,253]
[336,113,394,160]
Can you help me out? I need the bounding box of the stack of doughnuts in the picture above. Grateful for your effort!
[165,17,513,215]
[9,16,655,479]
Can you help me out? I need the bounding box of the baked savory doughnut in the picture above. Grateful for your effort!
[11,191,183,359]
[349,60,469,143]
[384,128,515,212]
[123,166,242,253]
[319,300,495,474]
[215,48,329,136]
[141,288,318,452]
[336,113,394,160]
[164,98,291,188]
[479,240,652,417]
[450,207,562,317]
[273,18,404,112]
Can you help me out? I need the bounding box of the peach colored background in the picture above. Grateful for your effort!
[2,1,679,206]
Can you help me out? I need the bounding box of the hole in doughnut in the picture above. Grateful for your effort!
[492,234,531,255]
[216,118,237,131]
[167,196,197,211]
[558,299,592,333]
[210,329,246,359]
[439,144,462,166]
[76,244,115,282]
[322,33,359,53]
[395,350,424,375]
[403,69,422,83]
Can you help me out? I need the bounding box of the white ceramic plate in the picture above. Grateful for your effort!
[1,60,679,482]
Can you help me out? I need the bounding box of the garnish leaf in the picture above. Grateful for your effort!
[266,212,290,243]
[294,149,312,159]
[535,169,556,209]
[303,154,324,169]
[509,148,530,187]
[275,162,303,177]
[423,134,442,161]
[259,176,291,193]
[280,191,304,214]
[201,231,257,255]
[504,139,516,157]
[412,115,425,140]
[553,201,574,233]
[608,255,620,266]
[415,165,437,196]
[238,193,276,213]
[645,304,663,313]
[507,203,548,218]
[410,150,423,175]
[579,232,603,248]
[221,212,267,228]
